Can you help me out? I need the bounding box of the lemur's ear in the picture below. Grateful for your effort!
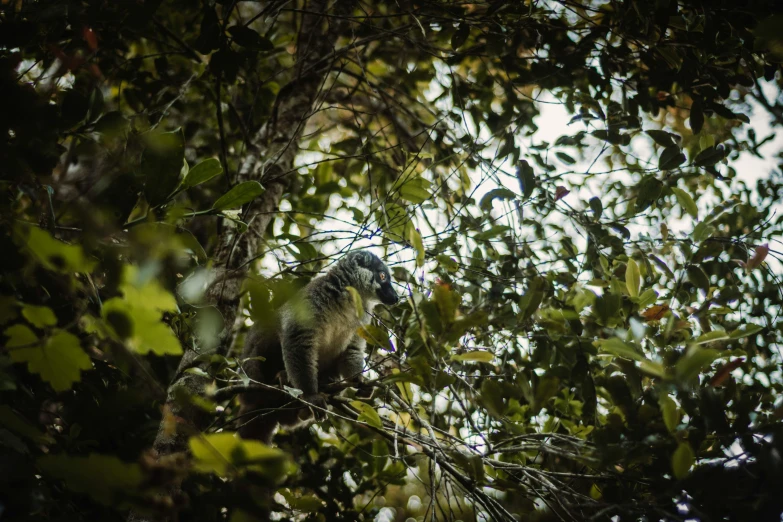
[346,250,374,268]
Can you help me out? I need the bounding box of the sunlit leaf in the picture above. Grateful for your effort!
[479,188,516,211]
[672,442,694,479]
[451,351,494,363]
[351,400,383,429]
[18,225,96,274]
[406,225,425,267]
[671,187,698,218]
[659,394,680,433]
[183,158,223,188]
[436,255,459,272]
[7,327,92,391]
[212,181,264,210]
[596,337,644,361]
[357,324,391,348]
[21,305,57,328]
[345,286,364,318]
[517,160,536,200]
[189,432,286,477]
[675,346,719,383]
[728,323,763,339]
[398,177,432,204]
[279,489,325,513]
[626,258,641,297]
[692,331,729,345]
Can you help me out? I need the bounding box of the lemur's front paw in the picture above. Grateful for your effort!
[302,393,328,421]
[355,381,374,399]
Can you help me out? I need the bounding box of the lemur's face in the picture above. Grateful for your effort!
[349,251,399,305]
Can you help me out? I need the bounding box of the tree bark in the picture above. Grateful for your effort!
[128,1,338,520]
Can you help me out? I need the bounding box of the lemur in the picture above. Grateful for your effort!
[237,250,398,443]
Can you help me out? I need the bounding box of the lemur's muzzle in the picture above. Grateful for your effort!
[377,285,399,305]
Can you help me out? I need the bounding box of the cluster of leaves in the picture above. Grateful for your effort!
[2,1,783,521]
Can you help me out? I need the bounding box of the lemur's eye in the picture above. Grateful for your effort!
[379,272,387,282]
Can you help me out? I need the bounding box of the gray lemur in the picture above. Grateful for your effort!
[237,250,398,443]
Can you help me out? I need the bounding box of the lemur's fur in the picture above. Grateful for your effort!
[238,251,398,443]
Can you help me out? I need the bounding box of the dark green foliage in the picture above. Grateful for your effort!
[2,1,783,521]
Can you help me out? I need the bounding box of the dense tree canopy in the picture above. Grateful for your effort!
[3,0,783,520]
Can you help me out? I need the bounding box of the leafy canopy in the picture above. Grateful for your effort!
[2,1,783,521]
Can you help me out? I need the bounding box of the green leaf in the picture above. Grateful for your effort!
[474,225,511,241]
[635,176,663,213]
[351,400,383,429]
[345,286,364,318]
[0,296,18,325]
[555,151,576,164]
[658,146,686,170]
[139,129,185,206]
[638,359,668,379]
[357,324,391,348]
[96,266,182,356]
[451,351,494,363]
[190,432,286,477]
[436,255,459,272]
[686,265,710,292]
[626,258,641,297]
[675,346,719,383]
[671,187,698,218]
[105,301,181,356]
[646,130,678,147]
[479,188,516,211]
[379,203,407,240]
[433,283,459,326]
[18,225,96,274]
[659,394,680,434]
[517,160,536,200]
[398,177,432,204]
[4,323,37,347]
[636,288,658,308]
[22,305,57,328]
[692,331,729,345]
[183,158,223,188]
[213,181,264,210]
[120,265,178,312]
[38,454,143,505]
[596,338,644,362]
[589,197,603,220]
[692,222,716,242]
[94,111,128,138]
[693,145,726,167]
[279,489,325,513]
[406,225,425,267]
[533,375,560,413]
[729,323,763,339]
[672,442,695,479]
[8,328,92,391]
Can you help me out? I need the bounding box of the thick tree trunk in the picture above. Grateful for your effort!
[129,2,337,520]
